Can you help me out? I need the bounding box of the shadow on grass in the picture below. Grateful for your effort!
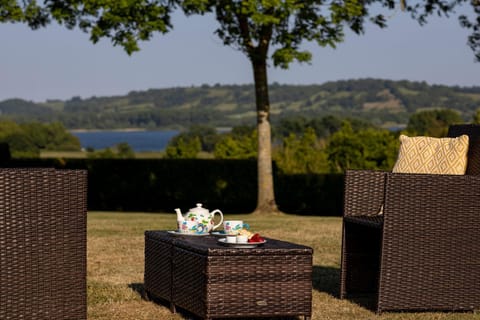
[312,265,376,312]
[128,283,177,314]
[312,265,340,297]
[128,283,148,300]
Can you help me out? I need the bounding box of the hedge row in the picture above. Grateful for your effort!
[6,159,344,216]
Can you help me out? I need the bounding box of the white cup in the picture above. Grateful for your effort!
[223,220,243,235]
[236,235,248,243]
[225,235,236,243]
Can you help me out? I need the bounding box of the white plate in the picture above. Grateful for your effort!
[217,238,266,248]
[167,230,209,236]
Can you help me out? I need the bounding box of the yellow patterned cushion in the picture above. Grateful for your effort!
[392,134,469,175]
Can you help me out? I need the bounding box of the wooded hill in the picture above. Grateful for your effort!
[2,78,480,129]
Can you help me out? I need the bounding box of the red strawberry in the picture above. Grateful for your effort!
[248,233,264,243]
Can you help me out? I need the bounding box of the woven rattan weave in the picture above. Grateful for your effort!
[0,168,87,320]
[340,125,480,313]
[145,231,313,320]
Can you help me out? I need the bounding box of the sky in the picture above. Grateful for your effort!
[1,6,479,103]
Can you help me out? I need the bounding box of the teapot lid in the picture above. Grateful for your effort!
[189,203,209,214]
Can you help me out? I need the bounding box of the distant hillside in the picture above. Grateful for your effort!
[2,79,480,129]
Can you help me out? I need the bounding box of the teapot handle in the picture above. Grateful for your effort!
[210,209,224,230]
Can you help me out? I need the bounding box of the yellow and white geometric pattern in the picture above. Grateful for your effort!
[392,134,469,175]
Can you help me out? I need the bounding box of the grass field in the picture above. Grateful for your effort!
[88,212,480,320]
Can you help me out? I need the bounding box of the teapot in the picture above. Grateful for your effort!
[175,203,223,234]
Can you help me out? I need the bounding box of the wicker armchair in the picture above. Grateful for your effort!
[340,124,480,313]
[0,168,87,320]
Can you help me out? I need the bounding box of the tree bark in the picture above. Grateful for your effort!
[252,59,279,214]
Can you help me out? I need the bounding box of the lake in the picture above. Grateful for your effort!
[71,130,179,152]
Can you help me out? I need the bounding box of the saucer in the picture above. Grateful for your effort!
[211,231,228,236]
[217,238,267,248]
[167,230,209,236]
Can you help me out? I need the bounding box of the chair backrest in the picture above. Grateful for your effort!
[0,168,87,319]
[447,124,480,175]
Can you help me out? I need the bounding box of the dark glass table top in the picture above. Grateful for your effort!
[145,230,313,256]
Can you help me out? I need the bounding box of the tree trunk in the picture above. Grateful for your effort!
[252,59,279,214]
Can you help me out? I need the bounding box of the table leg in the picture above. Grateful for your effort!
[144,290,151,302]
[170,302,176,314]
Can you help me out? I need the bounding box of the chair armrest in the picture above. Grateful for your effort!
[344,170,387,217]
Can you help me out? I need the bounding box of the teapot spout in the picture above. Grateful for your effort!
[175,208,184,222]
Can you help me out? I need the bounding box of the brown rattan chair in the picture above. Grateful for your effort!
[0,168,87,319]
[340,124,480,313]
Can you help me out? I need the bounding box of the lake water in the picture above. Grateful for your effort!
[71,130,179,152]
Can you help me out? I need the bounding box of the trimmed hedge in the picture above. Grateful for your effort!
[275,174,344,216]
[6,159,344,215]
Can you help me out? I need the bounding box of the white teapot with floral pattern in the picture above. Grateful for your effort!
[175,203,223,234]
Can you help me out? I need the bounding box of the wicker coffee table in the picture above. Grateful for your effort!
[144,231,313,320]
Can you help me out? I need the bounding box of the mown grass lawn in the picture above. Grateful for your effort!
[87,212,480,320]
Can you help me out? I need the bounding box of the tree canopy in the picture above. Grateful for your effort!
[405,109,463,137]
[0,120,80,158]
[326,121,399,172]
[2,1,479,61]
